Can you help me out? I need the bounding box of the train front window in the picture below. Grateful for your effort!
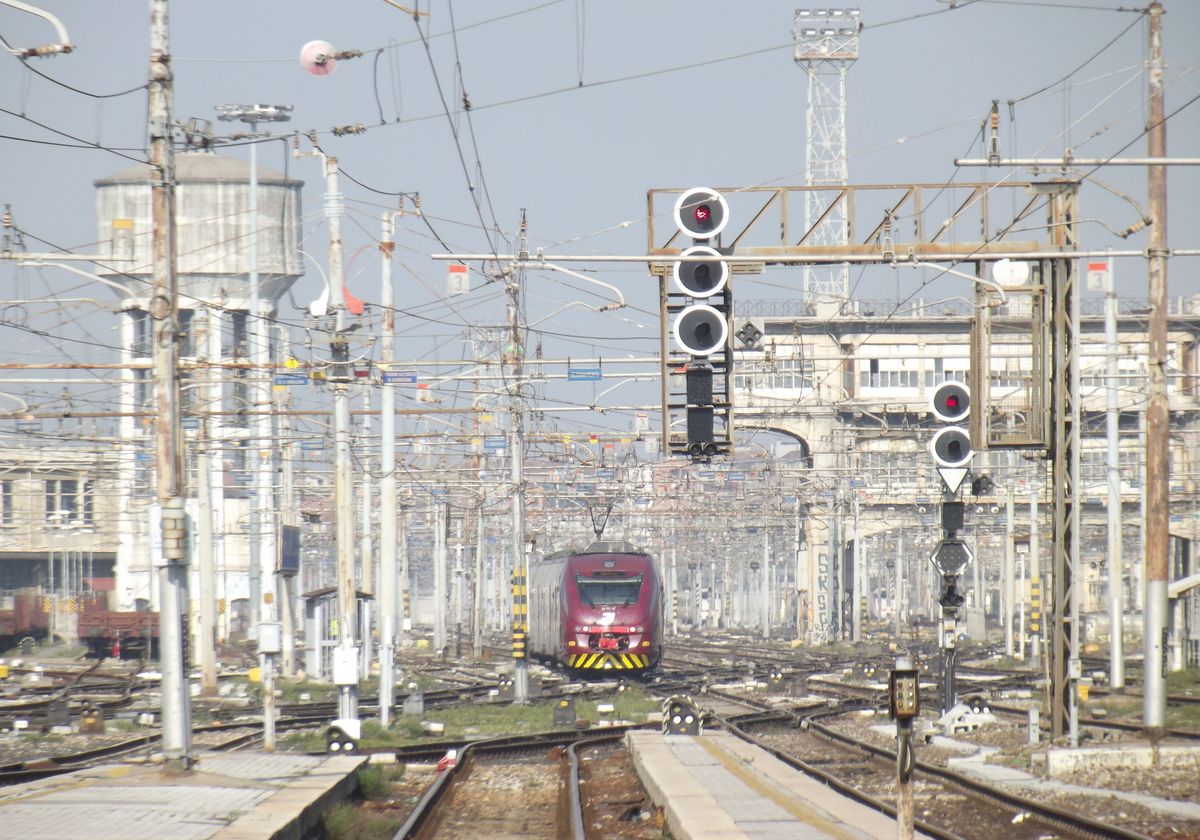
[576,574,643,607]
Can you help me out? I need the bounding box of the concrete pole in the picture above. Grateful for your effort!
[894,531,904,640]
[852,492,861,642]
[761,533,770,641]
[1030,481,1041,670]
[670,546,678,637]
[1104,256,1125,689]
[312,148,358,725]
[196,308,218,695]
[473,500,484,659]
[433,499,447,653]
[508,218,529,700]
[795,505,806,643]
[1005,478,1015,657]
[358,391,373,679]
[1143,0,1169,733]
[149,0,191,769]
[378,214,397,726]
[277,355,297,677]
[399,506,410,645]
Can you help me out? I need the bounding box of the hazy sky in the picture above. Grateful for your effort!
[2,1,1198,444]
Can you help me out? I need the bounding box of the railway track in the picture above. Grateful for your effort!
[0,713,334,785]
[392,728,632,840]
[725,709,1156,840]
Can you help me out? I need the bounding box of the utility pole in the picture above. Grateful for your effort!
[296,140,359,733]
[473,495,485,659]
[761,532,770,640]
[196,307,218,696]
[214,104,292,648]
[851,491,861,642]
[1143,0,1169,733]
[378,211,399,726]
[894,531,904,640]
[1104,254,1125,689]
[510,211,530,701]
[433,497,447,654]
[359,389,373,679]
[148,0,191,769]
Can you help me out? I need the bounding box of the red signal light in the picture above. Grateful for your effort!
[946,394,960,410]
[694,204,711,223]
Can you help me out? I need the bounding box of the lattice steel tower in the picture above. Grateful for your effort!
[793,9,861,309]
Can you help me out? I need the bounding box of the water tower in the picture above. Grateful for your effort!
[94,150,304,634]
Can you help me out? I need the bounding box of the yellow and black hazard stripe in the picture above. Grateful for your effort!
[511,570,527,660]
[567,652,649,670]
[1028,579,1041,635]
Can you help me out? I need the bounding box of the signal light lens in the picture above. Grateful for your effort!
[946,395,959,410]
[694,204,711,223]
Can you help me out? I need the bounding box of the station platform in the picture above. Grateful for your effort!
[0,751,365,840]
[627,728,911,840]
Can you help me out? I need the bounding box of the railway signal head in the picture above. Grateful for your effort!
[929,381,974,471]
[673,245,729,298]
[673,304,728,357]
[326,719,360,754]
[674,187,729,240]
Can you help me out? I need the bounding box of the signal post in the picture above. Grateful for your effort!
[928,382,974,714]
[666,188,733,463]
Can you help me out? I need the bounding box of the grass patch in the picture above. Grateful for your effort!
[279,729,326,753]
[1166,667,1200,694]
[281,685,662,752]
[322,802,403,840]
[354,684,663,747]
[276,678,336,703]
[356,764,404,800]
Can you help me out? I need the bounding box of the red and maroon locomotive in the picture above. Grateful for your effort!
[528,541,663,673]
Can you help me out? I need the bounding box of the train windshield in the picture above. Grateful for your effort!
[576,574,643,607]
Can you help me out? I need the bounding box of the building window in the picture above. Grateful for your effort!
[0,480,12,527]
[45,479,93,527]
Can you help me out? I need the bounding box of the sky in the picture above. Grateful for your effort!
[1,0,1198,452]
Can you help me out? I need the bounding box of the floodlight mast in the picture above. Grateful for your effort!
[216,102,294,751]
[793,8,861,310]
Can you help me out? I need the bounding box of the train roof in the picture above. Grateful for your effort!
[534,541,651,566]
[577,540,649,555]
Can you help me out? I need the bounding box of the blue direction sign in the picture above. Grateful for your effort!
[576,482,596,494]
[273,373,309,386]
[483,436,507,450]
[567,367,602,382]
[699,471,716,480]
[595,468,616,479]
[727,472,746,482]
[382,370,418,384]
[300,440,324,451]
[15,420,40,432]
[181,416,200,430]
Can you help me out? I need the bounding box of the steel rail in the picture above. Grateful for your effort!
[801,717,1155,840]
[0,714,332,785]
[391,727,635,840]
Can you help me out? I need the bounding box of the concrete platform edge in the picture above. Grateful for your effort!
[625,730,749,840]
[211,754,367,840]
